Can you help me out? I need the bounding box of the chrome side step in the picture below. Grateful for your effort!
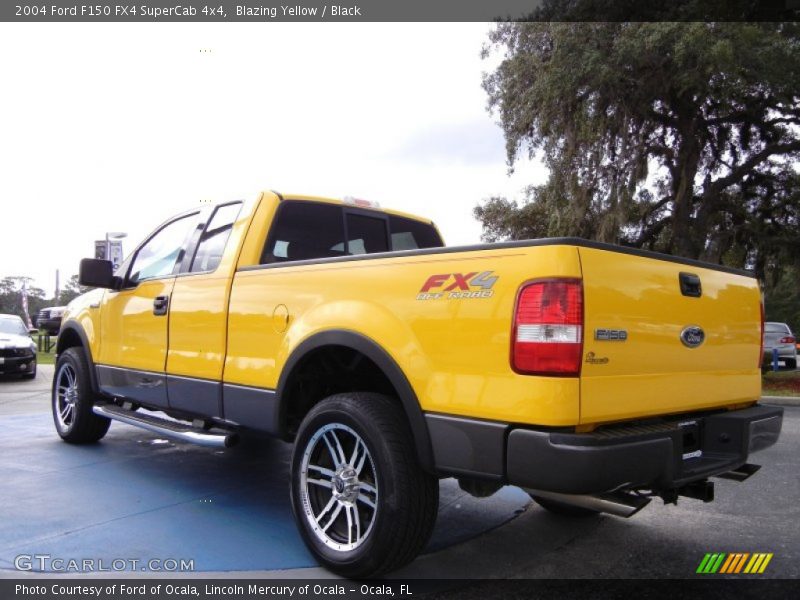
[526,488,651,518]
[93,404,238,448]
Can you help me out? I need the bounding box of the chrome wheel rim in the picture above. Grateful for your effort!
[55,363,78,429]
[299,423,378,552]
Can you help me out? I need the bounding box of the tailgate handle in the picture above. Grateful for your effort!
[679,272,702,298]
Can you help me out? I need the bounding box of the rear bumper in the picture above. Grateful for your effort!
[427,404,783,495]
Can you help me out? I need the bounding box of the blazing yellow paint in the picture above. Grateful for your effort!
[225,242,583,426]
[166,198,256,380]
[96,278,176,372]
[62,192,763,428]
[578,247,761,424]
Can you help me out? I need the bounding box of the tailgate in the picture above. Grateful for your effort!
[578,247,762,424]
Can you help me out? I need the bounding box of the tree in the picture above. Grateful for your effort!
[58,274,91,306]
[0,277,47,323]
[477,20,800,286]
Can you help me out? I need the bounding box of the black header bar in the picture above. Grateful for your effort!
[3,0,799,23]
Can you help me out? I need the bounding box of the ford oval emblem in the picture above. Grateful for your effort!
[680,326,705,348]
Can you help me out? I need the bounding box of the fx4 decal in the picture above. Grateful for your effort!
[417,271,499,300]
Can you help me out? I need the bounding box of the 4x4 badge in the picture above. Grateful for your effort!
[680,326,705,348]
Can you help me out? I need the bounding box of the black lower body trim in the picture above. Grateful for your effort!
[222,383,279,434]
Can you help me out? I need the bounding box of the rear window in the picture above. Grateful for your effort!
[765,323,791,334]
[388,215,442,251]
[262,202,346,263]
[261,200,443,264]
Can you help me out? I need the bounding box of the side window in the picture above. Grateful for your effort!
[190,203,242,273]
[262,202,345,263]
[388,215,443,250]
[128,213,199,284]
[345,213,388,255]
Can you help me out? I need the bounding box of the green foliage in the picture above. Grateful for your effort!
[0,274,86,323]
[478,21,800,289]
[0,277,47,323]
[765,265,800,335]
[57,274,91,306]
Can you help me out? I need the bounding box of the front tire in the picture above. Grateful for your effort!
[52,348,110,443]
[290,392,438,578]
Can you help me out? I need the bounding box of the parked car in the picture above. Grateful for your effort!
[763,322,797,369]
[0,314,37,379]
[35,306,67,335]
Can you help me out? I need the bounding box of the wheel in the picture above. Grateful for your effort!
[52,348,110,443]
[290,392,438,578]
[531,495,600,518]
[22,359,37,379]
[786,358,797,370]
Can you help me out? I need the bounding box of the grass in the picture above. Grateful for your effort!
[37,348,55,365]
[762,369,800,397]
[31,333,56,365]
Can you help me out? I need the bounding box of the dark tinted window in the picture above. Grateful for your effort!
[262,202,345,263]
[346,213,389,255]
[388,215,443,250]
[190,203,242,273]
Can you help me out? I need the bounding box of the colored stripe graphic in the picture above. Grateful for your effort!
[697,553,727,574]
[698,552,773,574]
[743,553,774,574]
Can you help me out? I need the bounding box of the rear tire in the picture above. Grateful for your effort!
[786,358,797,370]
[52,348,110,444]
[290,392,438,578]
[531,495,600,518]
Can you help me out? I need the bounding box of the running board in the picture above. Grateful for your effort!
[93,404,238,448]
[526,489,651,518]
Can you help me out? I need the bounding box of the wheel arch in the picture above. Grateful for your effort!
[56,322,100,395]
[276,330,435,472]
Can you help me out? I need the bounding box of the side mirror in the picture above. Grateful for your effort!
[79,258,120,290]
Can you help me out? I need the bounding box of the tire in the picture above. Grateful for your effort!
[22,360,37,379]
[531,495,600,518]
[52,348,110,443]
[290,392,438,578]
[786,358,797,370]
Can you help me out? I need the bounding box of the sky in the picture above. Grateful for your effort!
[0,23,547,297]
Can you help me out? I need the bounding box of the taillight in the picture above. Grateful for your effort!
[758,298,765,367]
[512,279,583,376]
[779,336,796,344]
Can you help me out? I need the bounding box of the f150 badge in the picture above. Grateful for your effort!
[417,271,498,300]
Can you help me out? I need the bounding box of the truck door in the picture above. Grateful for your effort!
[165,202,242,418]
[96,211,201,409]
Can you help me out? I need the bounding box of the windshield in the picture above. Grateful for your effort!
[0,317,28,336]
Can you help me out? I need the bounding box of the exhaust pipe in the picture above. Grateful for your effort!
[93,404,238,448]
[526,488,651,518]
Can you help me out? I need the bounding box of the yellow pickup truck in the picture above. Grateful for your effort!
[54,191,782,577]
